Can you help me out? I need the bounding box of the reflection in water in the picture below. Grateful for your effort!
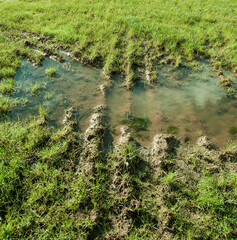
[10,58,237,147]
[107,62,237,146]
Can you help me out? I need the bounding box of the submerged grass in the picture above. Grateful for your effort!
[229,126,237,135]
[167,125,179,134]
[30,81,41,95]
[120,112,151,131]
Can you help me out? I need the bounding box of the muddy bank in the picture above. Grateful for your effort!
[81,106,237,162]
[71,108,237,239]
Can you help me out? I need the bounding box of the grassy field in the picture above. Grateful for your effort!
[0,0,237,239]
[0,113,236,239]
[0,0,236,82]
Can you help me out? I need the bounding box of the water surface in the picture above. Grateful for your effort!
[11,57,237,147]
[107,62,237,146]
[11,57,104,131]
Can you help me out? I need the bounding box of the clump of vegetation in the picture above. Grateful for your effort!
[30,82,41,95]
[20,97,28,106]
[0,78,14,94]
[0,94,18,114]
[167,125,179,134]
[229,126,237,135]
[226,87,237,99]
[120,112,151,131]
[220,76,232,88]
[44,92,53,100]
[200,76,209,82]
[45,68,56,77]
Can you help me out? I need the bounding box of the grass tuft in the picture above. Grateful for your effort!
[45,68,56,77]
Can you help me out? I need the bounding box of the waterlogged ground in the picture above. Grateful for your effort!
[10,57,237,146]
[10,57,104,131]
[108,62,237,146]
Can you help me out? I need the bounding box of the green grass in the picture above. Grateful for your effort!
[45,67,56,77]
[0,114,236,239]
[0,78,14,94]
[0,0,236,83]
[0,1,236,238]
[0,94,18,113]
[30,81,41,95]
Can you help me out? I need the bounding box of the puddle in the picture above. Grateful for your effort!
[107,62,237,146]
[9,58,237,147]
[10,57,104,131]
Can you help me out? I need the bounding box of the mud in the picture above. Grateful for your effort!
[62,106,76,126]
[83,105,106,160]
[86,106,236,239]
[116,126,138,147]
[81,105,236,165]
[197,136,219,151]
[151,134,180,160]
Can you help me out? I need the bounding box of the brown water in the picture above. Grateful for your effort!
[11,57,237,147]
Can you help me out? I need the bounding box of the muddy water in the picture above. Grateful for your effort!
[11,58,237,147]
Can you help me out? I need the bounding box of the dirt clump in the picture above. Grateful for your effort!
[218,150,237,162]
[100,84,107,95]
[151,134,180,161]
[105,127,144,239]
[62,106,76,126]
[197,136,219,151]
[116,126,139,147]
[80,105,106,174]
[84,105,106,151]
